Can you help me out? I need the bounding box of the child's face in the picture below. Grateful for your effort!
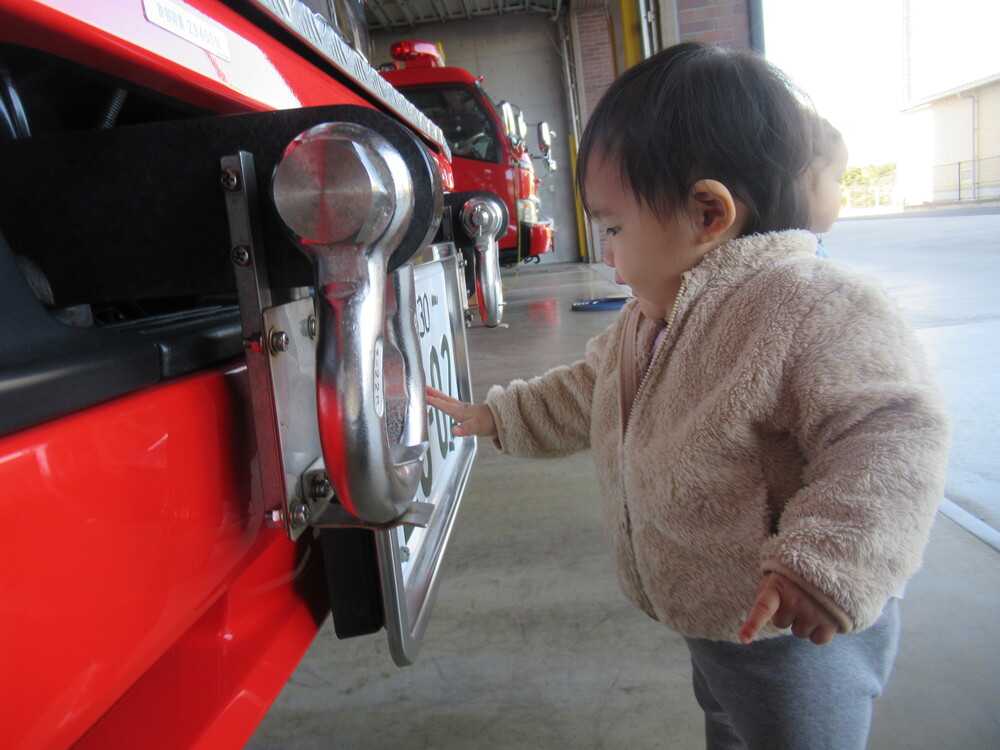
[809,139,848,234]
[585,156,703,320]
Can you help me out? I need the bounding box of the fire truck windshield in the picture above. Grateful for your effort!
[400,87,499,163]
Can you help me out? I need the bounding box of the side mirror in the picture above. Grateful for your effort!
[499,101,525,150]
[516,110,527,141]
[499,101,517,141]
[537,122,552,154]
[536,121,558,173]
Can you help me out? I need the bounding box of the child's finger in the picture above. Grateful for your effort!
[809,624,837,645]
[425,386,497,438]
[425,387,466,415]
[738,585,781,644]
[429,402,464,424]
[425,385,458,405]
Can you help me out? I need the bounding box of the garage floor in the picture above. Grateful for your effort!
[247,260,999,750]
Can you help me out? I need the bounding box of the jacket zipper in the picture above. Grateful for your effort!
[623,272,691,439]
[617,274,691,617]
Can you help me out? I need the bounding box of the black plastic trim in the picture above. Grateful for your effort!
[321,527,385,639]
[0,230,160,436]
[112,305,243,379]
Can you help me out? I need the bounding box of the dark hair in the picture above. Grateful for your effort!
[577,42,813,235]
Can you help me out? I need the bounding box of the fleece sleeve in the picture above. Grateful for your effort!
[761,277,951,633]
[483,321,620,458]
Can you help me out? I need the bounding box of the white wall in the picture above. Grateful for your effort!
[898,105,934,206]
[372,14,580,264]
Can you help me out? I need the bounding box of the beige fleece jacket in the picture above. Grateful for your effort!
[485,230,950,642]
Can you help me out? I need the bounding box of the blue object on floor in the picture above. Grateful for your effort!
[571,296,630,311]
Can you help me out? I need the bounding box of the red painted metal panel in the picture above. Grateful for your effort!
[0,0,371,114]
[0,365,325,750]
[381,65,478,88]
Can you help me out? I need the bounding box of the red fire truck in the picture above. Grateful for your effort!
[0,2,495,748]
[379,40,556,271]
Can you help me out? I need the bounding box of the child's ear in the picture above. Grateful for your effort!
[688,179,739,244]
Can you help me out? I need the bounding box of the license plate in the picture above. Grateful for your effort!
[377,247,476,665]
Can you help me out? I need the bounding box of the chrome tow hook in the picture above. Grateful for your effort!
[272,121,438,527]
[460,194,507,328]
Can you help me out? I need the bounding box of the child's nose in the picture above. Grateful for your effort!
[604,247,615,267]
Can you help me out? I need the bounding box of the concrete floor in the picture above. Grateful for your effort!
[248,219,1000,749]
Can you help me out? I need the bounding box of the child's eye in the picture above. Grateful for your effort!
[605,227,620,237]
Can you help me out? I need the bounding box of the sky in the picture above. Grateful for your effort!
[763,0,1000,168]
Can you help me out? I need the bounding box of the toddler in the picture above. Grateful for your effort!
[428,42,949,750]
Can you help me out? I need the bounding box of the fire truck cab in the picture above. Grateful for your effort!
[380,40,556,270]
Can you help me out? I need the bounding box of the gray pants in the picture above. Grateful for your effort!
[684,599,900,750]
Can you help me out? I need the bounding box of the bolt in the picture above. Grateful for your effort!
[311,475,333,500]
[290,503,310,526]
[269,330,290,354]
[308,316,318,339]
[231,246,251,267]
[221,168,241,192]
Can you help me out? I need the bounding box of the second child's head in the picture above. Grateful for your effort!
[809,118,848,234]
[578,42,814,240]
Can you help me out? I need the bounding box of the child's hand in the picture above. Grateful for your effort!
[425,386,498,439]
[739,572,839,645]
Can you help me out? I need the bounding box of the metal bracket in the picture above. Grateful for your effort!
[221,151,330,540]
[305,457,434,530]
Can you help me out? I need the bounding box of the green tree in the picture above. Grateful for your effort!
[842,163,897,209]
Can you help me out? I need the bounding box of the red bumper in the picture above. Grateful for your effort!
[527,221,555,257]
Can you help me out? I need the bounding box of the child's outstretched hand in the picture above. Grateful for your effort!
[739,572,839,645]
[425,386,498,439]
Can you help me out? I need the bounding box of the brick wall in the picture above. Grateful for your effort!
[572,1,753,262]
[676,0,751,49]
[575,1,753,122]
[576,8,617,119]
